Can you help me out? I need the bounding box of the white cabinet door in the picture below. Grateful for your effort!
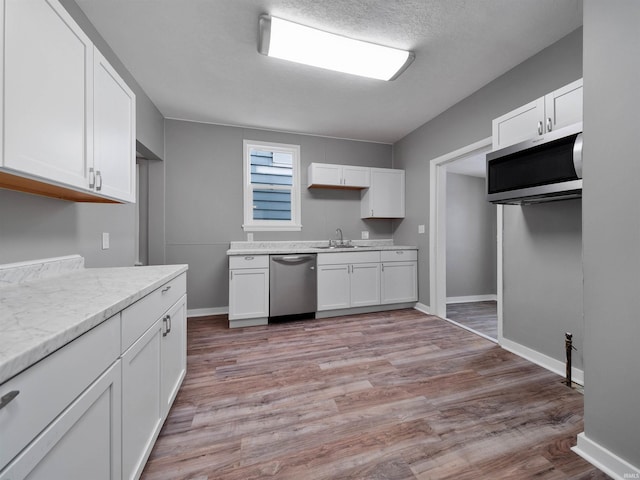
[492,98,545,149]
[381,261,417,304]
[0,361,122,480]
[317,264,350,311]
[93,47,136,202]
[122,319,163,480]
[362,168,405,218]
[544,79,583,133]
[307,163,342,187]
[492,79,583,149]
[161,295,187,417]
[350,263,381,307]
[308,163,370,188]
[2,0,92,189]
[228,268,269,320]
[342,166,370,188]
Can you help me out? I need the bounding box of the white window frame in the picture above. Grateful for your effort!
[243,139,302,231]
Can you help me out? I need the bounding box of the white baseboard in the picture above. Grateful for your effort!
[414,303,431,315]
[572,432,640,480]
[500,337,584,385]
[446,294,497,304]
[187,307,228,318]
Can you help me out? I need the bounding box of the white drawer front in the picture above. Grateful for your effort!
[381,250,417,262]
[0,315,120,469]
[317,251,381,265]
[229,255,269,269]
[121,273,186,352]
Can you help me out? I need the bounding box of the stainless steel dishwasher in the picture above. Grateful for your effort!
[269,254,317,319]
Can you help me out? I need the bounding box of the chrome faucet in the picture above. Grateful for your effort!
[335,228,343,246]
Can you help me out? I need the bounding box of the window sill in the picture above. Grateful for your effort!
[243,224,302,232]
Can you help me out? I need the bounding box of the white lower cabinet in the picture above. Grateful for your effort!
[228,255,269,327]
[121,292,187,480]
[121,318,163,480]
[0,361,122,480]
[317,252,381,311]
[381,251,418,304]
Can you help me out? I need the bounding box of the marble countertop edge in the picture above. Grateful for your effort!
[0,264,188,385]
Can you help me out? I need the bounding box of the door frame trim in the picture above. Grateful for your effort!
[428,137,503,343]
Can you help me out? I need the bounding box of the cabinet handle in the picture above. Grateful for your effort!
[244,256,254,261]
[0,390,19,410]
[161,285,172,294]
[96,170,103,191]
[89,168,96,189]
[537,121,543,135]
[371,209,374,217]
[396,251,404,255]
[162,315,168,336]
[230,271,233,281]
[546,117,553,132]
[382,264,385,272]
[167,314,172,334]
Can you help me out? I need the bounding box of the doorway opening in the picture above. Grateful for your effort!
[429,138,503,343]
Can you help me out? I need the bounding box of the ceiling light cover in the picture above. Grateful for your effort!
[259,15,414,81]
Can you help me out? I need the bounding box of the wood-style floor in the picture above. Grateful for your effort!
[141,309,608,480]
[446,301,498,339]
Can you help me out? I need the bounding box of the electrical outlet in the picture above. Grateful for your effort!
[418,224,425,234]
[102,232,110,250]
[361,231,369,240]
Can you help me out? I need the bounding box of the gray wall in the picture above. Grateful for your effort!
[393,28,583,366]
[446,173,496,298]
[163,120,393,310]
[582,1,640,468]
[0,1,164,268]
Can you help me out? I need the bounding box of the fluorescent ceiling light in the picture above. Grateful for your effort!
[258,15,415,81]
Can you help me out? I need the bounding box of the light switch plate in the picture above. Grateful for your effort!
[418,225,425,234]
[361,231,369,240]
[102,232,110,250]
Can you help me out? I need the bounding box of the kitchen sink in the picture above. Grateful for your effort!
[314,245,359,249]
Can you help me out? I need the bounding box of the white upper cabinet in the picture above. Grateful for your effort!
[2,0,93,189]
[308,163,370,188]
[93,47,136,202]
[492,78,583,149]
[361,168,405,218]
[0,0,136,203]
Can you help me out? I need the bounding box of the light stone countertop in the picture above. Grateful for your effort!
[227,240,418,256]
[0,260,187,385]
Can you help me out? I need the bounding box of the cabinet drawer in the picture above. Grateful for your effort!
[381,250,417,262]
[317,251,380,265]
[121,273,186,352]
[229,255,269,269]
[0,314,120,469]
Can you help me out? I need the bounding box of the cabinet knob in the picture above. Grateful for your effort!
[0,390,20,410]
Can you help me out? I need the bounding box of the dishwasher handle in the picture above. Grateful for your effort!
[271,255,316,265]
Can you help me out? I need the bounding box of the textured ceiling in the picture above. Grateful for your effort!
[75,0,583,144]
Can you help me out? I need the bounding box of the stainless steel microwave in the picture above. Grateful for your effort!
[486,123,583,205]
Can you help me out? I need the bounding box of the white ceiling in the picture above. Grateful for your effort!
[76,0,583,144]
[446,152,488,178]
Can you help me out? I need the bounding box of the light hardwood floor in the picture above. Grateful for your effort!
[446,301,498,339]
[141,309,608,480]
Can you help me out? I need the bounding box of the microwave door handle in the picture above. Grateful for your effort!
[573,133,583,179]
